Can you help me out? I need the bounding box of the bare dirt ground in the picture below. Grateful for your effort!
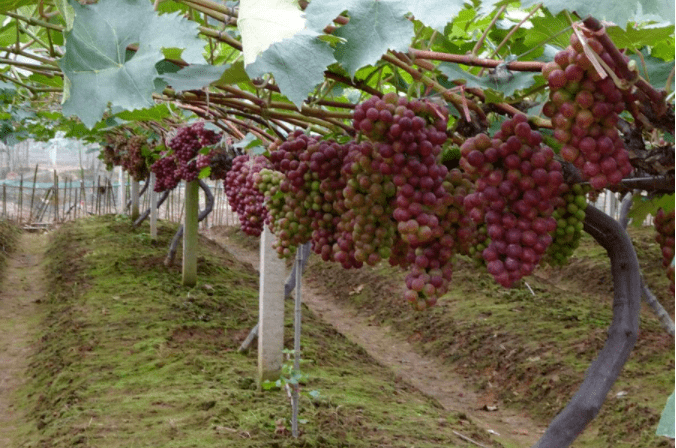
[205,228,547,448]
[0,232,47,447]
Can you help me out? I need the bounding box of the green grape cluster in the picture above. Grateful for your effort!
[546,183,589,265]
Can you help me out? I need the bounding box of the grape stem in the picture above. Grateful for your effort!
[408,48,545,72]
[533,205,640,447]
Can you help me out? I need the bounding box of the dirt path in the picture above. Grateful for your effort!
[206,230,546,448]
[0,232,47,447]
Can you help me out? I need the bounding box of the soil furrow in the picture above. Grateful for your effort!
[0,232,47,447]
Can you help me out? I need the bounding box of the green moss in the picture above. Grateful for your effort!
[304,225,675,448]
[14,216,497,448]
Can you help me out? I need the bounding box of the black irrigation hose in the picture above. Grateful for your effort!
[534,205,641,447]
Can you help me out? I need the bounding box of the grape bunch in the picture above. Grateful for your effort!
[151,122,221,192]
[262,132,332,257]
[224,154,271,236]
[100,134,124,170]
[122,135,151,182]
[542,32,633,189]
[461,114,562,288]
[208,145,245,180]
[654,208,675,294]
[354,94,457,309]
[334,141,397,268]
[545,183,588,265]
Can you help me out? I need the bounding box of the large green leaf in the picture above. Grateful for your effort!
[214,60,250,86]
[523,10,572,51]
[606,23,675,51]
[406,0,466,31]
[115,104,173,122]
[334,0,414,76]
[246,29,336,108]
[523,0,674,28]
[159,64,229,92]
[58,0,206,128]
[238,0,305,65]
[305,0,415,76]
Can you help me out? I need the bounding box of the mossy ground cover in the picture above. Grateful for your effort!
[14,215,498,448]
[0,219,20,266]
[298,226,675,448]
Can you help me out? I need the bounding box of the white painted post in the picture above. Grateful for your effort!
[150,172,158,239]
[258,226,285,385]
[118,166,126,214]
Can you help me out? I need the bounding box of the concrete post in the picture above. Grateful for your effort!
[118,167,126,215]
[258,226,285,385]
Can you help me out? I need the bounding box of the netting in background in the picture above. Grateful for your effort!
[0,134,237,228]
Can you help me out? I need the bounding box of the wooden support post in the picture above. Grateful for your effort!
[2,184,5,217]
[131,179,140,221]
[96,175,101,215]
[257,227,285,385]
[18,173,23,224]
[182,180,199,287]
[29,163,38,222]
[150,173,158,239]
[53,171,59,222]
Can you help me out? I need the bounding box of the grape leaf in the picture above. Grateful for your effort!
[523,10,572,51]
[58,0,206,128]
[438,62,537,99]
[159,64,229,92]
[628,193,675,227]
[0,0,36,12]
[406,0,466,32]
[606,24,675,51]
[246,29,336,108]
[304,0,357,31]
[213,60,250,86]
[333,0,415,76]
[523,0,674,28]
[115,104,173,122]
[237,0,305,65]
[54,0,75,31]
[629,49,675,91]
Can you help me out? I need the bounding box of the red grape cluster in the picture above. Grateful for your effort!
[334,141,397,268]
[151,122,221,192]
[545,183,588,265]
[224,154,271,236]
[654,208,675,294]
[542,32,632,189]
[261,132,344,257]
[99,134,151,181]
[461,114,562,287]
[353,94,458,309]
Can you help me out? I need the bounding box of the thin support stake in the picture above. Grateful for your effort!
[291,247,303,438]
